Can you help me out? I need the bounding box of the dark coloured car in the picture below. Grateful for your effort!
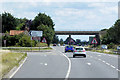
[65,46,74,53]
[53,44,56,46]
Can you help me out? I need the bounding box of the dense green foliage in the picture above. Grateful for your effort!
[37,24,54,47]
[2,33,36,47]
[2,12,17,33]
[101,19,120,44]
[1,12,55,47]
[30,13,54,30]
[59,38,64,45]
[52,35,59,44]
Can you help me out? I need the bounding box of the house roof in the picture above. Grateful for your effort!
[10,30,25,35]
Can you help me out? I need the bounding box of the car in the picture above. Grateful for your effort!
[101,45,107,49]
[117,46,120,50]
[58,44,60,46]
[53,44,56,46]
[73,47,86,58]
[65,46,74,53]
[63,44,65,46]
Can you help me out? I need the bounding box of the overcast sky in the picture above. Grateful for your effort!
[0,0,118,41]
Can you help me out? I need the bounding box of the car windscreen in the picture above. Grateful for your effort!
[75,48,83,50]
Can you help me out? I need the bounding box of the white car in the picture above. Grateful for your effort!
[117,46,120,50]
[73,47,86,58]
[101,45,107,49]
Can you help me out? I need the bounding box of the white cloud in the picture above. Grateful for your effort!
[15,12,37,19]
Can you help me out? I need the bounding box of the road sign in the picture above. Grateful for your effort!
[41,37,47,43]
[32,37,40,40]
[30,31,43,37]
[91,38,98,44]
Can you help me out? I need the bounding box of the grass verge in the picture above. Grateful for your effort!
[2,47,52,51]
[90,49,120,55]
[0,51,27,77]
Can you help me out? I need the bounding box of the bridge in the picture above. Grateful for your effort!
[55,31,106,45]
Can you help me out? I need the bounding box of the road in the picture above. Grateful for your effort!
[12,46,119,79]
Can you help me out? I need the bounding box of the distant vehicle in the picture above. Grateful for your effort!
[73,47,86,58]
[63,44,65,46]
[101,45,107,49]
[117,46,120,50]
[58,44,60,46]
[65,46,74,53]
[53,44,56,46]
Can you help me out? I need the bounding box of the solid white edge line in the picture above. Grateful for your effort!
[9,56,28,78]
[61,52,71,79]
[51,46,71,79]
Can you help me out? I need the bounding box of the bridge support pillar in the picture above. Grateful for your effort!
[95,34,100,45]
[69,35,71,45]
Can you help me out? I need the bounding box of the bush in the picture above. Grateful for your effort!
[107,43,115,49]
[17,35,36,47]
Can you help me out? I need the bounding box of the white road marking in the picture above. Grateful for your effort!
[87,63,91,66]
[60,51,71,79]
[10,57,28,78]
[44,63,48,66]
[106,63,110,65]
[51,46,71,79]
[98,59,101,61]
[98,55,101,56]
[116,69,120,72]
[110,65,116,69]
[102,61,105,63]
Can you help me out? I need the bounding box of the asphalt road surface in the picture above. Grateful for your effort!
[13,46,119,79]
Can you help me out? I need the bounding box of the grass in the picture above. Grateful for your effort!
[0,51,27,77]
[91,49,120,55]
[2,47,52,51]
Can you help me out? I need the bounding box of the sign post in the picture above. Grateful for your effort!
[91,37,98,48]
[30,31,43,51]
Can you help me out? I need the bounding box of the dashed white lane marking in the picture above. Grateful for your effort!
[44,63,48,66]
[116,69,120,72]
[110,65,116,69]
[98,55,101,57]
[87,63,91,66]
[102,61,105,63]
[106,63,110,66]
[44,55,47,57]
[88,54,119,72]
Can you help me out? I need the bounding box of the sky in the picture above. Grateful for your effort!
[0,0,119,41]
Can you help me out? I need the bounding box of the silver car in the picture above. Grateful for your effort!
[73,47,86,58]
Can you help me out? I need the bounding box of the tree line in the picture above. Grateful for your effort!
[1,12,55,47]
[101,19,120,45]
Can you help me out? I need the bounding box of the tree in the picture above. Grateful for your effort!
[37,24,54,47]
[2,12,17,33]
[30,13,54,30]
[101,19,120,44]
[59,38,64,45]
[52,35,59,44]
[76,39,81,45]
